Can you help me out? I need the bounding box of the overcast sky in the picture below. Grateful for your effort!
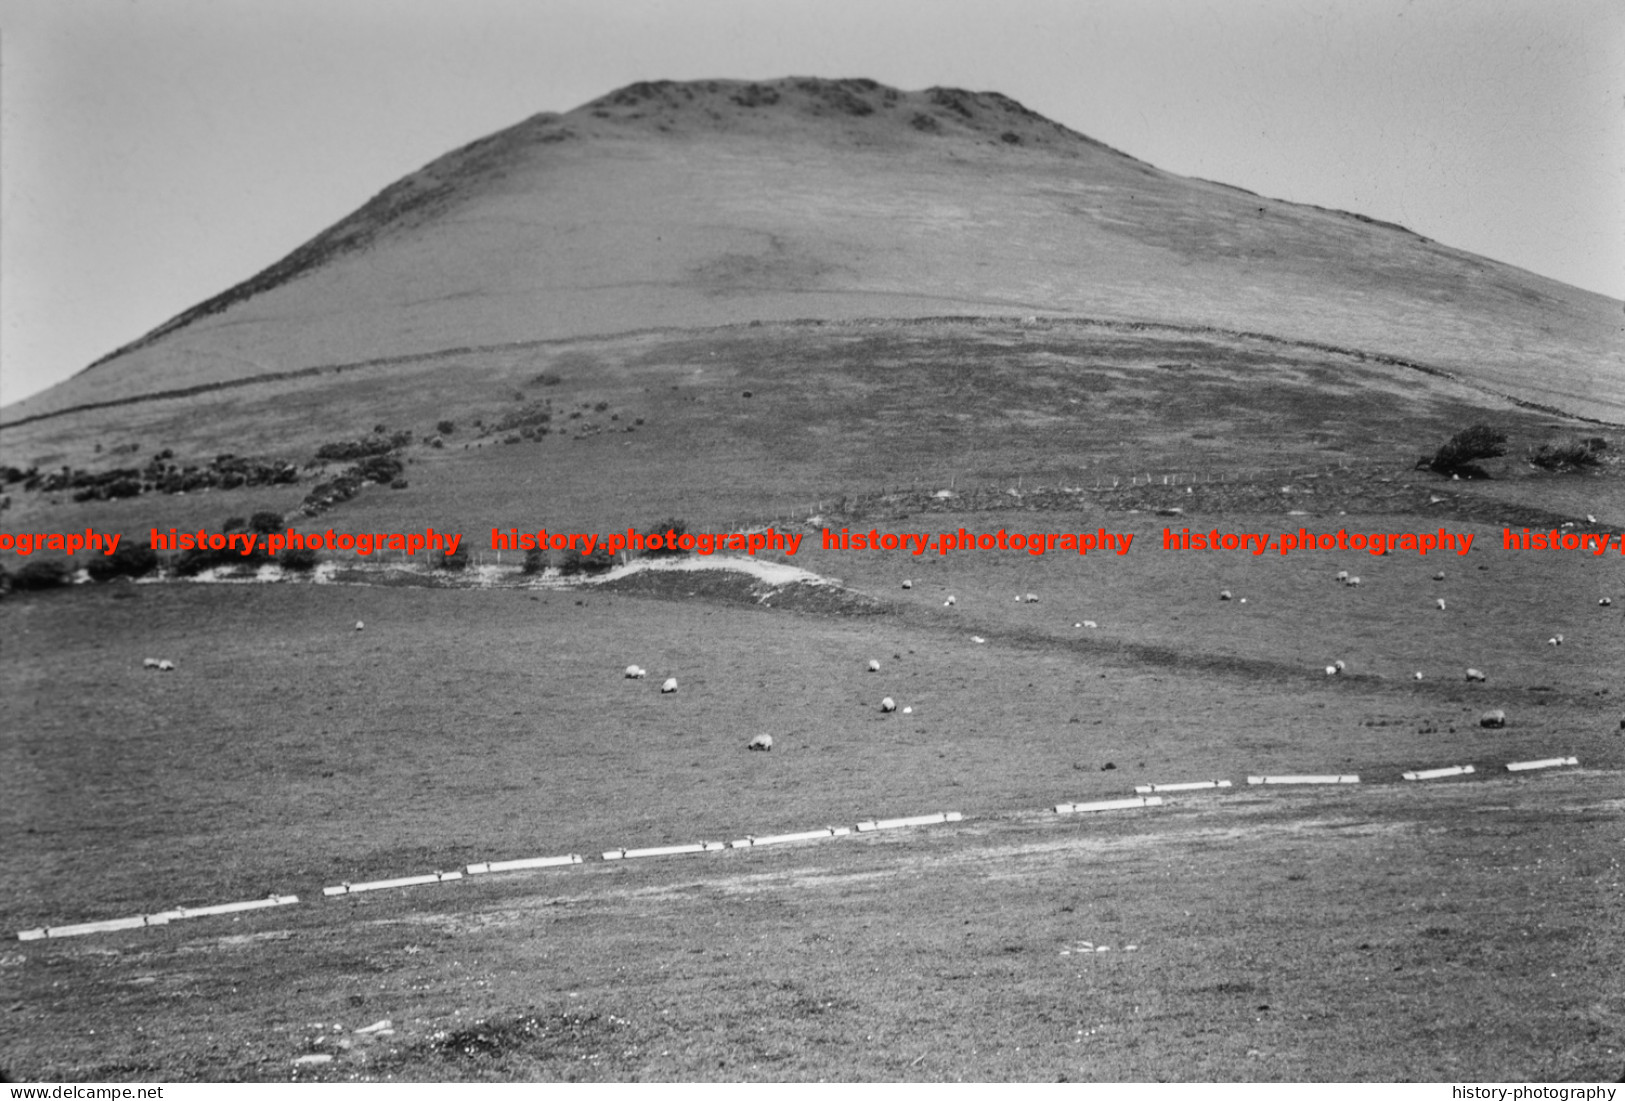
[2,0,1620,406]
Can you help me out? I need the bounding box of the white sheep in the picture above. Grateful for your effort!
[1436,598,1446,610]
[1480,709,1506,728]
[1547,635,1563,646]
[661,677,678,693]
[867,659,880,672]
[1335,570,1348,582]
[1346,576,1362,587]
[880,697,897,713]
[901,580,913,589]
[748,734,773,751]
[1219,590,1232,601]
[944,595,957,606]
[1334,660,1346,672]
[355,621,364,631]
[143,658,161,669]
[1082,620,1098,629]
[1325,665,1338,676]
[625,665,646,679]
[157,659,175,672]
[1465,668,1487,682]
[1413,672,1424,681]
[1601,597,1614,607]
[902,706,913,714]
[1024,593,1038,603]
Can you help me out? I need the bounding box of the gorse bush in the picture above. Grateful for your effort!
[87,543,158,583]
[641,518,688,557]
[1528,441,1601,472]
[1426,425,1507,478]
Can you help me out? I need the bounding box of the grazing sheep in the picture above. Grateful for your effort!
[880,697,897,713]
[1436,598,1447,610]
[1325,665,1338,676]
[972,636,986,644]
[1466,668,1487,682]
[1082,620,1098,629]
[1334,660,1346,672]
[1414,672,1424,681]
[1024,593,1038,604]
[1433,572,1445,581]
[1219,590,1232,601]
[142,658,161,669]
[902,706,913,714]
[355,621,364,631]
[944,595,957,606]
[157,659,175,672]
[1547,635,1563,646]
[901,580,913,589]
[1600,597,1613,607]
[1336,570,1348,582]
[1480,709,1506,729]
[661,677,678,693]
[1346,576,1362,587]
[747,734,773,751]
[625,665,646,679]
[867,659,880,672]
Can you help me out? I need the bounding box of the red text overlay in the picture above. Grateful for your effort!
[823,527,1135,556]
[1163,526,1477,557]
[149,527,463,557]
[1502,527,1622,554]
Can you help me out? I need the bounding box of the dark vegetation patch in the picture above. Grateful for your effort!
[731,83,780,108]
[1527,440,1602,473]
[426,1011,628,1072]
[1425,424,1508,479]
[10,450,300,502]
[314,430,413,463]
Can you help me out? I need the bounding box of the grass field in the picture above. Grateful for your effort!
[3,321,1622,1082]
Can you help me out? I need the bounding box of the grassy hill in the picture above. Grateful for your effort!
[2,78,1622,1083]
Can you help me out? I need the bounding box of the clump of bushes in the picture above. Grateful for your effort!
[87,543,158,583]
[439,548,469,571]
[280,547,320,572]
[521,548,547,575]
[314,431,412,462]
[641,518,688,557]
[12,560,72,590]
[489,401,553,435]
[436,419,456,435]
[1424,424,1507,478]
[1528,440,1601,472]
[559,546,616,575]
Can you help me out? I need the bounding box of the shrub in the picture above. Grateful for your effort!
[13,559,71,590]
[439,548,469,571]
[173,546,239,577]
[642,518,688,557]
[521,547,546,575]
[248,511,283,534]
[222,516,247,533]
[436,420,456,435]
[87,543,158,582]
[1528,441,1601,472]
[280,547,319,572]
[1427,424,1507,478]
[559,547,615,575]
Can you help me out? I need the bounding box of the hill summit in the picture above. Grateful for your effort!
[10,76,1622,424]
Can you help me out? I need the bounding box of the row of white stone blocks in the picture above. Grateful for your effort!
[14,757,1584,939]
[601,812,966,859]
[17,894,299,941]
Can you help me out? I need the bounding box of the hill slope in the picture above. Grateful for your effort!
[7,77,1622,426]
